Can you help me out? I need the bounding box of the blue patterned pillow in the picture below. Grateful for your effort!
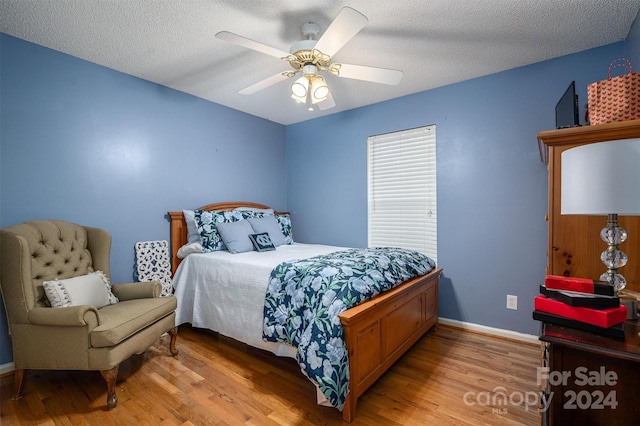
[276,213,294,244]
[236,210,266,219]
[194,209,244,252]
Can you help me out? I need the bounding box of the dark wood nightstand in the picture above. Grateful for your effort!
[539,320,640,425]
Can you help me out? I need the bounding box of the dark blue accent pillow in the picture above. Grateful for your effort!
[249,233,275,252]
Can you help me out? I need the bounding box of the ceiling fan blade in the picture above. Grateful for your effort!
[318,92,336,110]
[333,63,403,85]
[239,72,291,95]
[314,7,368,57]
[216,31,290,59]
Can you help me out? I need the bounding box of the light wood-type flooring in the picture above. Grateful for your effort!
[1,324,542,425]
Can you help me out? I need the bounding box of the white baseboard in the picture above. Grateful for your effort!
[0,362,15,375]
[438,317,540,345]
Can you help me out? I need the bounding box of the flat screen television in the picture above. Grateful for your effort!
[555,81,580,129]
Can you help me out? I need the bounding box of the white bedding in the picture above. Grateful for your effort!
[172,242,344,358]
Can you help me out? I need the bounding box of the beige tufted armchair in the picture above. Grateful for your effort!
[0,220,178,409]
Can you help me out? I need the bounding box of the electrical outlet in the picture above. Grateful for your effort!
[507,295,518,310]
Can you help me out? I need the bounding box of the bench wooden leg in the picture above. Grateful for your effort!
[101,366,119,410]
[12,369,24,400]
[168,327,178,356]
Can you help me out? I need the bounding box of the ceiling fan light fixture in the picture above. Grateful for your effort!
[218,7,395,113]
[301,64,318,77]
[311,76,329,103]
[291,76,309,99]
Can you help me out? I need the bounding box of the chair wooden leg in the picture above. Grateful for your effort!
[168,327,178,356]
[12,369,24,400]
[100,366,119,410]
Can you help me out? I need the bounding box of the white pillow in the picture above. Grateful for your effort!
[43,271,119,308]
[183,209,202,244]
[177,242,203,258]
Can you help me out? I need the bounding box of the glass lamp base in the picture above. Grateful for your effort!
[599,271,627,293]
[600,214,628,293]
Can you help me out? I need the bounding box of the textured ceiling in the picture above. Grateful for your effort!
[1,0,639,125]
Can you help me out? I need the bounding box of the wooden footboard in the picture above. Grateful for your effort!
[168,202,441,423]
[339,267,441,422]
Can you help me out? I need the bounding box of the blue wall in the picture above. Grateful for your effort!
[286,42,626,336]
[0,29,633,366]
[627,7,640,63]
[0,34,287,365]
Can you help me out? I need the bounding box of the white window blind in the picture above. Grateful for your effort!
[367,125,437,262]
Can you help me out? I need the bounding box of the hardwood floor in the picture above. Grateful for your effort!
[1,325,542,425]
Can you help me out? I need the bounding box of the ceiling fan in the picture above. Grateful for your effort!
[216,7,403,111]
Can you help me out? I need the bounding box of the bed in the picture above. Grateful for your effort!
[168,202,442,422]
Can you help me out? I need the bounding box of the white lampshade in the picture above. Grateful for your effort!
[291,76,309,99]
[311,76,329,103]
[561,138,640,216]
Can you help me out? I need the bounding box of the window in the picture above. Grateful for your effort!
[367,125,437,262]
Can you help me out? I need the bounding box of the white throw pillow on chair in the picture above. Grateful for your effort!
[43,271,119,308]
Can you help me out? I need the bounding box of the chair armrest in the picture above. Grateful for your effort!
[28,306,99,328]
[112,281,161,300]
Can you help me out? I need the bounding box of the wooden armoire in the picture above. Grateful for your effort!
[538,119,640,293]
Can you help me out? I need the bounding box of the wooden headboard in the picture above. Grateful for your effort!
[167,201,285,275]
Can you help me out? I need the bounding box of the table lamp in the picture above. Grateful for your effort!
[561,138,640,293]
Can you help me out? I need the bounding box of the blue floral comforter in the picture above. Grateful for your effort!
[262,247,436,409]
